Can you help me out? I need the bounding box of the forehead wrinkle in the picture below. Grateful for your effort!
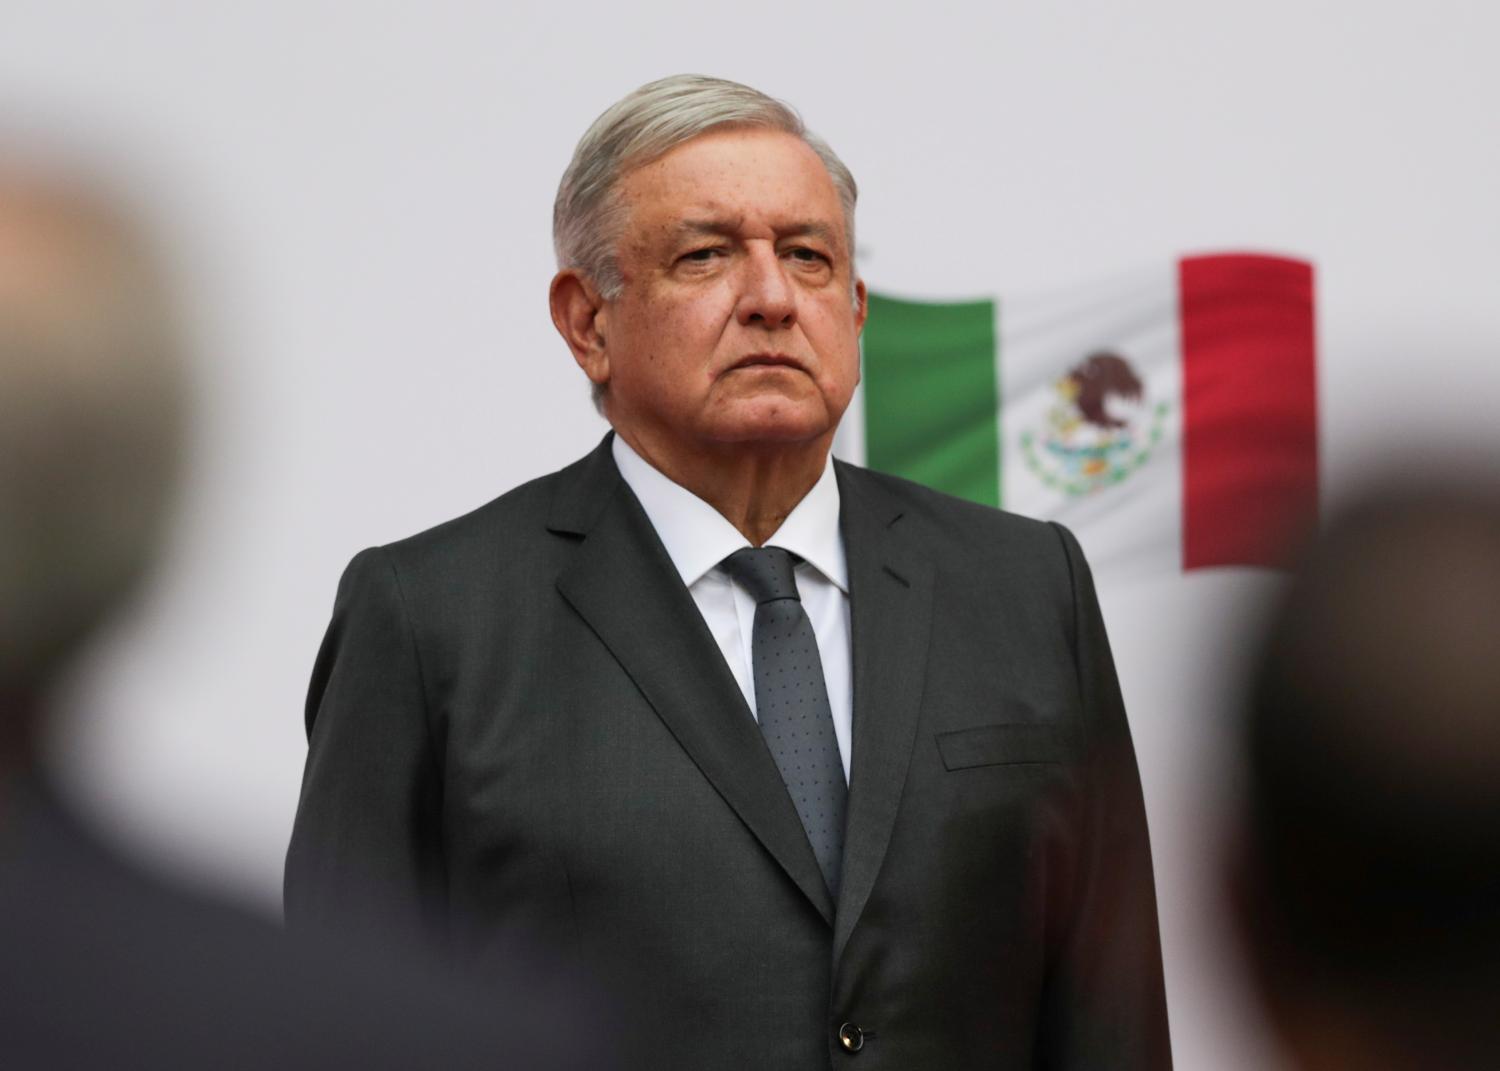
[671,218,745,240]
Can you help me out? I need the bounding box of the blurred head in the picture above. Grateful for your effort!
[0,167,187,758]
[549,75,865,458]
[1233,487,1500,1069]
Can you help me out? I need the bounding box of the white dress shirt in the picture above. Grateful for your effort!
[612,434,853,782]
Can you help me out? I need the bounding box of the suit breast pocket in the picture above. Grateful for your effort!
[936,723,1068,770]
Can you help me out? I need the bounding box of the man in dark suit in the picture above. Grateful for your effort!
[287,74,1171,1068]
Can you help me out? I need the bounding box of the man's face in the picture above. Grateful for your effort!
[594,127,865,456]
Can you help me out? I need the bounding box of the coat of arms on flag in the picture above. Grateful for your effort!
[840,253,1318,577]
[1019,351,1170,497]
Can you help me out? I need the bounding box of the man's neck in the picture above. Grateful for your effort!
[613,427,832,547]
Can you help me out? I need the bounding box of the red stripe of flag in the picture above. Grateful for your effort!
[1181,253,1318,570]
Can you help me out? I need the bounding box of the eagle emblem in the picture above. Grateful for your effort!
[1020,351,1168,496]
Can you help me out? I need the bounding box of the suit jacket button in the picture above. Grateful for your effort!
[837,1022,864,1053]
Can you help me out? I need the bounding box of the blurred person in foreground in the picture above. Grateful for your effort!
[1232,488,1500,1070]
[287,74,1170,1068]
[0,164,611,1068]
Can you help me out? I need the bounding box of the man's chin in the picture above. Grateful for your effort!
[704,404,840,448]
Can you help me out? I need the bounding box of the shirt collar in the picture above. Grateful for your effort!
[611,434,848,594]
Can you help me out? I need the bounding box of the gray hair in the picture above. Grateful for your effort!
[0,169,187,698]
[553,74,858,300]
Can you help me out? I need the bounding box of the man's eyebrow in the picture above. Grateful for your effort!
[781,221,837,243]
[669,219,839,243]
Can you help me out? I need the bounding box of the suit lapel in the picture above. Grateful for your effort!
[832,465,936,967]
[550,437,836,925]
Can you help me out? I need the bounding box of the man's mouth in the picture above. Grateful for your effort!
[731,353,805,371]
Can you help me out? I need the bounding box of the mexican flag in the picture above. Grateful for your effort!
[837,254,1318,577]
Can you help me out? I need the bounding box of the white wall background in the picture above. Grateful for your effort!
[6,3,1498,1067]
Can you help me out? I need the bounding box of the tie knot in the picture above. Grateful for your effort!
[722,546,800,605]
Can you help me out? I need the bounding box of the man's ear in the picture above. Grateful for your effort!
[854,277,869,335]
[549,269,610,389]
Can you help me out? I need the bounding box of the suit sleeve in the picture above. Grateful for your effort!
[1041,522,1173,1069]
[284,546,447,941]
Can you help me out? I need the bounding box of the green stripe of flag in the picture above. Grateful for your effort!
[861,292,1001,508]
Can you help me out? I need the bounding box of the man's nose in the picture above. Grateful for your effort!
[736,245,796,329]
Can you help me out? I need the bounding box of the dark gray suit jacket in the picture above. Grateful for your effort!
[286,434,1171,1069]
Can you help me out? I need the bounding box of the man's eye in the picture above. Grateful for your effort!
[787,247,828,264]
[682,248,722,263]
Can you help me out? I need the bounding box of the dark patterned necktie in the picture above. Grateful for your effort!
[721,546,847,899]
